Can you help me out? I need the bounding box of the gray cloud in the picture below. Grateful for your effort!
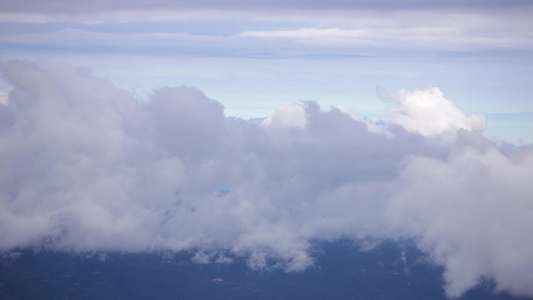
[1,0,531,14]
[0,59,532,298]
[2,0,532,61]
[2,11,532,60]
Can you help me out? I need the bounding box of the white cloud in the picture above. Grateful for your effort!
[236,28,364,39]
[386,133,533,297]
[235,28,374,46]
[262,102,307,129]
[386,87,486,136]
[0,59,532,298]
[0,92,7,105]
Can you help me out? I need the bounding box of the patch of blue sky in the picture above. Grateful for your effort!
[485,112,533,144]
[217,184,231,197]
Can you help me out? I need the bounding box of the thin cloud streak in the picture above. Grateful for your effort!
[2,6,532,56]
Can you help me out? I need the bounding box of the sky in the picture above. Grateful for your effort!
[1,0,533,299]
[1,0,532,142]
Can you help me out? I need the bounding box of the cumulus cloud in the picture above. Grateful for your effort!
[385,87,486,136]
[385,134,533,296]
[262,102,307,129]
[0,59,532,298]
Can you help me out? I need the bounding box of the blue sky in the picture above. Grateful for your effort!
[1,0,532,143]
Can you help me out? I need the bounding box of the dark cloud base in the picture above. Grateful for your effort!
[0,59,532,298]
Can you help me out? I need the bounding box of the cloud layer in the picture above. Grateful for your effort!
[1,60,532,298]
[2,0,532,56]
[2,0,531,14]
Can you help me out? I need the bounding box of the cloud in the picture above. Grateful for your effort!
[2,0,531,16]
[234,28,372,47]
[262,102,307,129]
[2,2,532,59]
[0,92,7,105]
[385,87,486,136]
[232,19,533,52]
[0,28,228,55]
[0,59,532,298]
[386,132,533,297]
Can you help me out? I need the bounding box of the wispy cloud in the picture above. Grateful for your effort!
[3,7,532,56]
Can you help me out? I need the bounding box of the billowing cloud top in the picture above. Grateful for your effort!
[1,60,532,298]
[386,87,486,136]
